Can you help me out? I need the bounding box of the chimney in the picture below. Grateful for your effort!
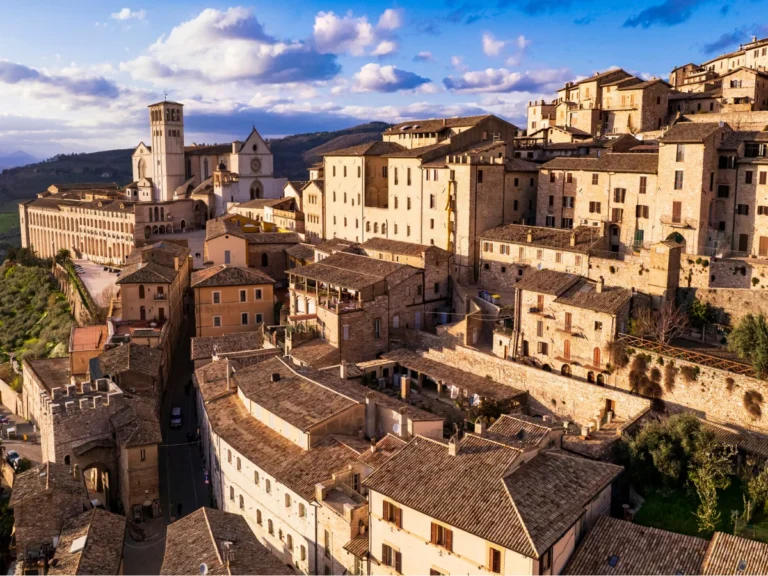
[340,361,348,380]
[596,276,605,294]
[315,482,327,502]
[474,419,486,434]
[448,433,460,456]
[442,118,446,126]
[400,374,410,401]
[225,357,232,391]
[369,439,377,454]
[271,373,280,382]
[174,256,180,271]
[526,229,533,243]
[570,232,576,247]
[397,406,408,439]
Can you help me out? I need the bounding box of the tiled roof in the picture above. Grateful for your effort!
[205,219,247,241]
[322,141,405,156]
[701,532,768,575]
[487,415,555,446]
[360,237,436,258]
[381,349,525,402]
[555,277,632,314]
[116,261,177,284]
[661,122,724,143]
[285,180,309,191]
[564,515,708,575]
[288,339,341,369]
[195,362,360,501]
[191,265,275,288]
[505,158,540,172]
[23,357,70,392]
[111,397,162,448]
[98,343,162,378]
[569,68,631,87]
[235,198,293,210]
[386,115,492,134]
[544,153,658,174]
[382,142,451,159]
[244,232,302,245]
[315,238,358,254]
[514,268,580,296]
[617,78,671,91]
[161,507,293,575]
[10,462,87,508]
[48,508,127,575]
[701,420,768,459]
[191,331,264,361]
[290,251,418,291]
[343,535,369,559]
[668,87,722,100]
[184,143,232,156]
[479,224,603,254]
[285,243,316,262]
[230,356,360,432]
[357,434,407,471]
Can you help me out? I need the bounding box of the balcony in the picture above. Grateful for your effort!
[154,293,167,301]
[660,214,697,229]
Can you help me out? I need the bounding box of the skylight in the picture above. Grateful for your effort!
[70,535,87,553]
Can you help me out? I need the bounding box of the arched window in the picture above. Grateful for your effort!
[261,253,268,267]
[203,158,209,179]
[256,509,262,525]
[64,455,70,465]
[140,306,146,321]
[374,223,379,233]
[596,373,605,386]
[268,520,274,535]
[366,221,371,232]
[154,207,159,222]
[239,495,244,509]
[250,181,262,200]
[139,285,145,299]
[561,364,572,378]
[587,371,595,383]
[593,347,601,367]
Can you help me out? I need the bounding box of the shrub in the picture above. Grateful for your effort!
[726,377,735,393]
[729,314,768,378]
[744,391,764,419]
[753,277,760,286]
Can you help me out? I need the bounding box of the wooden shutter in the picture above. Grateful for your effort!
[395,551,402,573]
[430,523,438,544]
[382,544,390,566]
[760,236,768,258]
[394,505,402,528]
[672,201,682,223]
[383,500,389,521]
[445,528,453,552]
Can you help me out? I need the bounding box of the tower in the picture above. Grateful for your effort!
[148,101,185,202]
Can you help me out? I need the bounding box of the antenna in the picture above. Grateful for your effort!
[164,90,168,102]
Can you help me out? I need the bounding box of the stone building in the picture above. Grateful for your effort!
[96,343,164,401]
[37,378,161,519]
[364,427,622,576]
[68,326,109,379]
[508,269,631,381]
[161,507,294,575]
[191,265,276,337]
[47,508,127,575]
[22,357,71,426]
[9,462,89,560]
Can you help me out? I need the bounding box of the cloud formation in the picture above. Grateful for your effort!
[443,67,572,93]
[353,63,430,92]
[120,7,339,85]
[702,29,748,54]
[313,9,403,56]
[0,60,121,99]
[413,51,434,62]
[482,33,506,56]
[111,8,146,20]
[623,0,705,28]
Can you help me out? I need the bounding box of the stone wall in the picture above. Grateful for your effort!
[682,111,768,130]
[0,378,21,415]
[399,330,651,426]
[679,287,768,327]
[52,264,96,326]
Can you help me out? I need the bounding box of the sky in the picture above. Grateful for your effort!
[1,0,767,157]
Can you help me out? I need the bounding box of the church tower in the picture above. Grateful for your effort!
[148,101,185,202]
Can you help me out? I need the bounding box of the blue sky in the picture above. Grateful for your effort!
[0,0,766,156]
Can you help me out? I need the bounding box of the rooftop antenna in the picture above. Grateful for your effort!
[164,90,168,102]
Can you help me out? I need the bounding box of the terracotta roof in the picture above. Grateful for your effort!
[364,436,621,558]
[617,78,672,91]
[360,237,440,258]
[661,122,724,143]
[514,268,580,296]
[357,434,407,471]
[668,87,722,100]
[386,115,492,134]
[381,349,525,402]
[191,332,264,361]
[110,397,162,448]
[288,339,341,369]
[48,508,127,575]
[98,344,162,378]
[505,158,540,172]
[243,232,302,245]
[195,362,360,501]
[568,68,631,87]
[487,415,555,446]
[700,420,768,459]
[701,532,768,575]
[10,462,87,508]
[191,265,275,288]
[479,224,604,254]
[315,238,358,254]
[235,198,293,210]
[70,326,109,353]
[161,507,293,575]
[285,243,316,262]
[544,153,658,174]
[555,277,632,314]
[205,219,247,242]
[290,251,418,290]
[564,515,708,575]
[285,180,309,192]
[322,141,405,156]
[382,142,451,159]
[343,535,369,559]
[23,357,70,392]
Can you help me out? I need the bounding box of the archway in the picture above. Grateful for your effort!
[587,371,595,383]
[596,373,605,386]
[561,364,572,378]
[152,225,158,234]
[666,232,686,247]
[542,364,552,373]
[180,219,186,232]
[250,181,263,200]
[158,225,165,234]
[144,226,151,240]
[82,462,113,510]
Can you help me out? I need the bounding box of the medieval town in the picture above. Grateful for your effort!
[4,7,768,576]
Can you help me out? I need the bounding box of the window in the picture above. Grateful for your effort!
[324,530,331,558]
[429,194,436,208]
[299,503,306,517]
[592,173,599,185]
[738,204,750,215]
[285,494,291,507]
[256,509,262,525]
[636,205,649,219]
[139,285,145,299]
[674,170,684,190]
[562,218,573,229]
[478,169,483,183]
[301,545,306,562]
[430,218,435,229]
[758,206,768,215]
[254,288,262,300]
[382,166,388,178]
[268,520,274,535]
[230,486,235,500]
[595,321,603,331]
[357,166,361,178]
[265,479,271,494]
[761,172,768,185]
[407,168,412,186]
[140,448,146,461]
[382,544,402,573]
[236,457,241,470]
[224,250,231,264]
[343,166,347,177]
[676,144,685,162]
[407,197,412,210]
[747,171,754,184]
[431,523,453,551]
[255,313,263,324]
[382,501,402,527]
[394,197,399,209]
[344,192,347,204]
[613,188,626,203]
[555,252,562,264]
[566,173,573,184]
[407,225,411,236]
[546,215,555,227]
[672,201,682,223]
[575,255,582,266]
[611,208,624,223]
[254,471,260,484]
[213,316,222,327]
[537,320,544,337]
[241,313,249,325]
[239,289,246,302]
[488,547,502,573]
[537,341,549,355]
[718,185,730,198]
[394,167,399,185]
[549,172,556,183]
[374,318,382,339]
[536,249,543,260]
[710,172,714,192]
[239,495,244,509]
[213,292,221,304]
[589,201,601,214]
[540,549,552,573]
[562,196,574,208]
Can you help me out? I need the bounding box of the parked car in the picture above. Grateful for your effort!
[170,407,182,428]
[6,450,19,469]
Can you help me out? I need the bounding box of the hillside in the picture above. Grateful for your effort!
[0,151,39,171]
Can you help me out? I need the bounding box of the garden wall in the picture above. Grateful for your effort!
[0,378,21,415]
[52,264,94,325]
[678,287,768,327]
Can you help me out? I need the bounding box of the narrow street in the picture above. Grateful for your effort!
[123,320,211,575]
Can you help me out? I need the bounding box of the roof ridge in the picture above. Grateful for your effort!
[73,507,97,574]
[279,357,363,409]
[501,474,540,557]
[201,507,225,571]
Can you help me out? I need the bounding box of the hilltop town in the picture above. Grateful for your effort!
[4,34,768,576]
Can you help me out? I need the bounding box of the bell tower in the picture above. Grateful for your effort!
[148,101,185,202]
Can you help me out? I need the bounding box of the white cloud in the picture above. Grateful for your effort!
[111,8,146,21]
[505,35,531,66]
[482,32,506,56]
[352,63,430,93]
[451,56,468,72]
[443,67,573,94]
[120,7,339,85]
[413,51,433,62]
[313,9,403,56]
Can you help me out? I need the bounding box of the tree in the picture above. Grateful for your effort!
[729,314,768,378]
[689,441,736,533]
[740,457,768,523]
[631,299,689,346]
[688,299,715,330]
[54,248,71,264]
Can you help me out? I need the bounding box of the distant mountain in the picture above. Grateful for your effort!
[0,151,39,170]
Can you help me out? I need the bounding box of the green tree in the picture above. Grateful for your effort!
[728,314,768,378]
[689,442,737,533]
[741,457,768,523]
[688,299,715,329]
[54,248,71,264]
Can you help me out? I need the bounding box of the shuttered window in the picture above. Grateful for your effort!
[430,523,453,551]
[672,201,682,223]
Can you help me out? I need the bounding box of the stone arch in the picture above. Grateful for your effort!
[144,226,151,239]
[152,225,158,234]
[596,373,605,386]
[542,364,552,373]
[561,364,572,378]
[180,219,186,232]
[250,181,263,200]
[666,232,686,247]
[587,371,595,383]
